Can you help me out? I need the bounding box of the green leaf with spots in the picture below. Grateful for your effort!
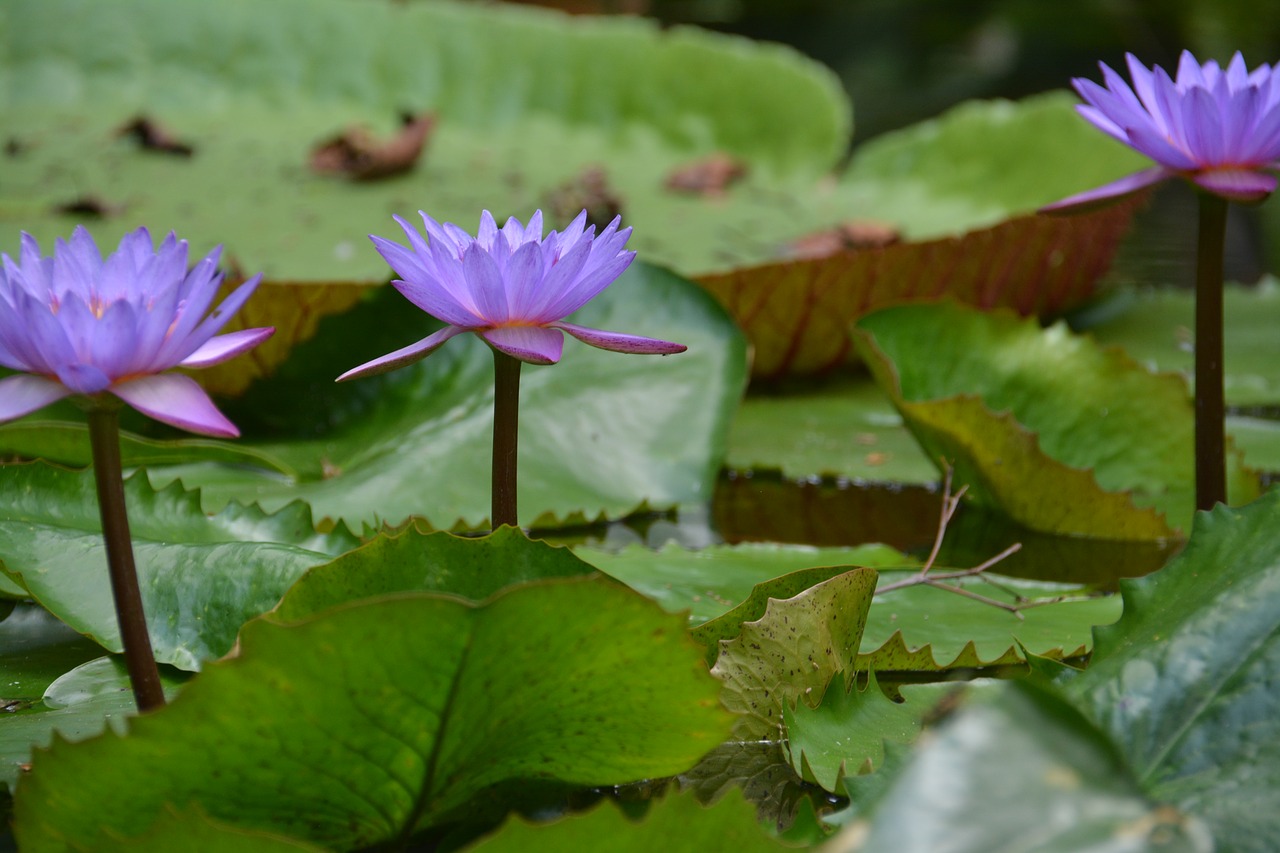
[1066,489,1280,852]
[783,677,949,792]
[710,569,877,739]
[854,302,1259,537]
[274,524,597,621]
[466,789,788,853]
[0,462,356,670]
[13,576,733,853]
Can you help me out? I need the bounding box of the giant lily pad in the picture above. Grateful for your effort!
[0,0,847,283]
[696,94,1149,378]
[854,302,1259,536]
[12,577,733,852]
[0,462,356,670]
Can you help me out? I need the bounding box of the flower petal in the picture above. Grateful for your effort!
[1039,166,1170,214]
[336,325,467,382]
[533,250,635,320]
[180,327,275,369]
[111,373,240,437]
[0,374,73,424]
[159,273,262,366]
[462,243,509,325]
[1190,168,1277,202]
[480,326,563,365]
[551,322,687,355]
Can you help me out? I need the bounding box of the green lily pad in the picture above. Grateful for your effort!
[0,462,355,670]
[583,542,1121,677]
[847,682,1211,852]
[711,569,877,739]
[140,262,746,530]
[1066,489,1280,851]
[725,376,936,483]
[274,524,597,621]
[12,577,733,852]
[467,789,787,853]
[0,605,104,706]
[91,806,327,853]
[783,677,950,792]
[0,0,847,282]
[854,302,1259,536]
[2,657,186,795]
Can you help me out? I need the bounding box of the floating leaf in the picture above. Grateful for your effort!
[695,93,1149,377]
[711,569,876,739]
[2,657,186,794]
[699,197,1143,378]
[467,789,787,853]
[92,806,327,853]
[854,302,1259,536]
[583,543,1120,676]
[13,577,733,852]
[844,683,1211,852]
[725,375,936,483]
[0,463,355,670]
[275,524,597,621]
[0,0,848,281]
[1067,490,1280,851]
[678,740,821,833]
[141,262,746,530]
[783,677,950,792]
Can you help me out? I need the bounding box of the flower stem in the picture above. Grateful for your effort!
[491,350,522,530]
[86,405,166,712]
[1194,193,1228,511]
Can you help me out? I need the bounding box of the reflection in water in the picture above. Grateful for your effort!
[713,470,1178,586]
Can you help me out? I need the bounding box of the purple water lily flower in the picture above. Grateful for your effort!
[338,209,686,381]
[1044,51,1280,212]
[0,226,273,437]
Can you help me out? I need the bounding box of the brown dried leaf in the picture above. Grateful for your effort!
[695,195,1144,379]
[545,165,624,230]
[784,220,900,259]
[117,116,194,156]
[664,152,748,196]
[309,112,435,181]
[52,195,123,219]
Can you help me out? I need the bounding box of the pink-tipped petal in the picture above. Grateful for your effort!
[552,322,687,355]
[1191,168,1277,202]
[1040,166,1170,214]
[480,326,563,365]
[111,373,240,438]
[336,325,466,382]
[180,327,275,369]
[0,374,73,423]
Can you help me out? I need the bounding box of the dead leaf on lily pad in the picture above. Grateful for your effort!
[545,165,625,230]
[665,152,749,196]
[695,194,1145,379]
[117,116,194,157]
[309,111,435,181]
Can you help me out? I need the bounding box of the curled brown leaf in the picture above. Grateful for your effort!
[310,111,436,181]
[664,152,748,196]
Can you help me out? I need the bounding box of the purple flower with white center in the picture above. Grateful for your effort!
[1044,51,1280,212]
[0,226,274,437]
[337,209,685,381]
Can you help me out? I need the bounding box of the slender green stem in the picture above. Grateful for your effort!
[1194,192,1229,511]
[491,350,522,530]
[87,405,166,712]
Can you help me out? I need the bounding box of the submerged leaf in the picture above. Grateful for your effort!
[13,577,733,852]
